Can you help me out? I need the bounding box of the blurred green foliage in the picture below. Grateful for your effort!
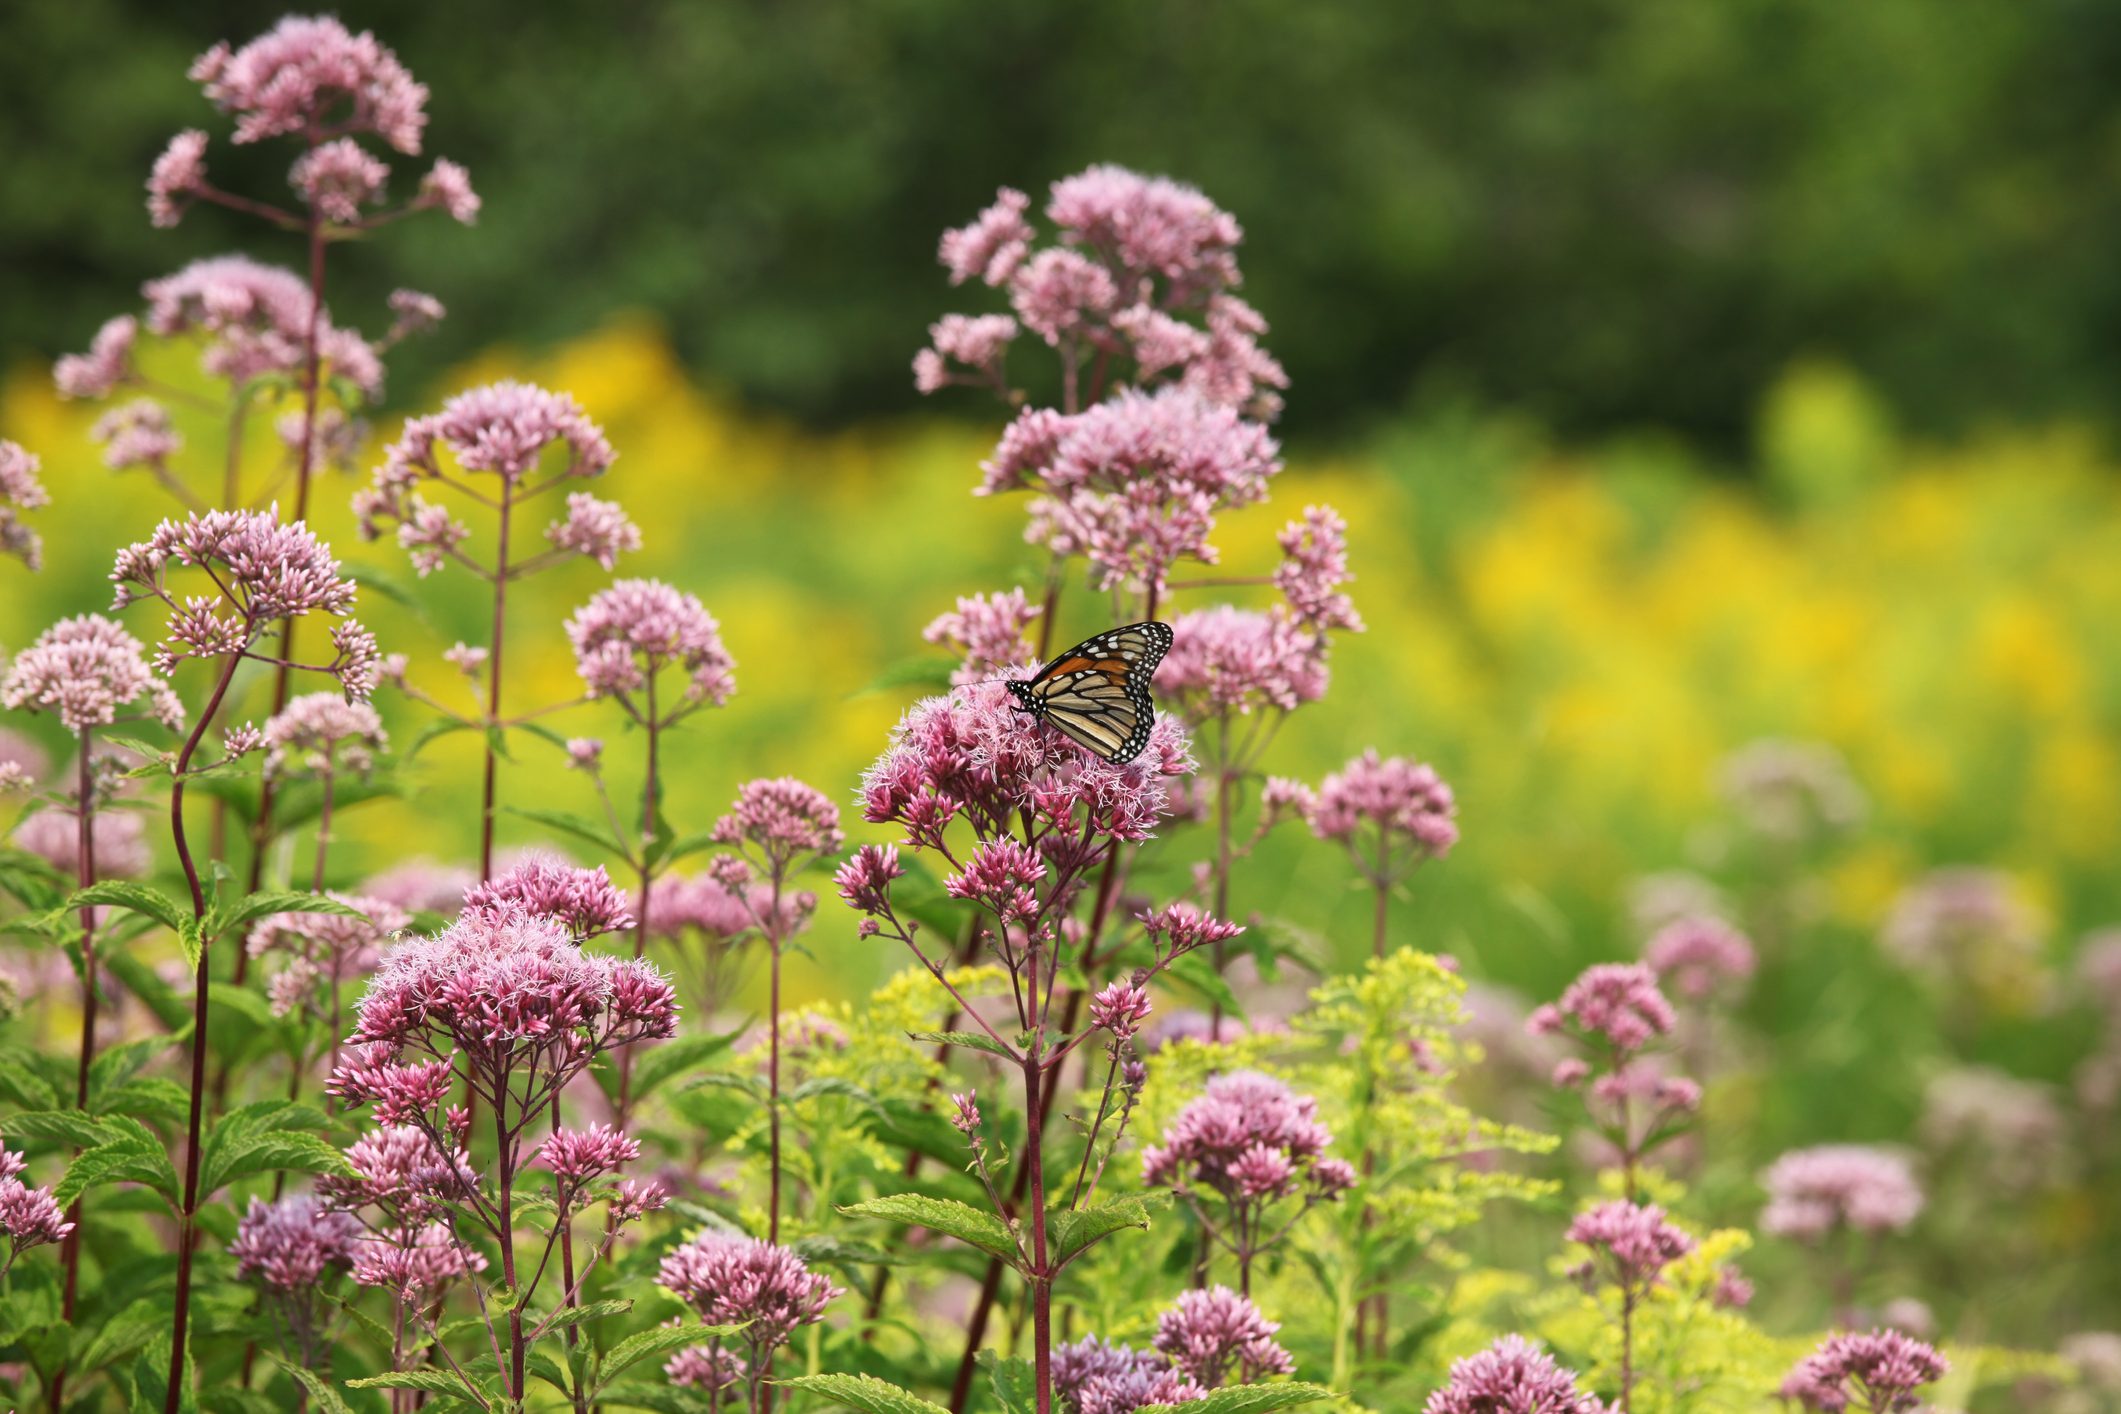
[6,0,2121,446]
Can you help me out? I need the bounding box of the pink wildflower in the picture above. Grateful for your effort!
[833,844,904,916]
[0,1149,74,1268]
[537,1123,642,1185]
[417,158,479,223]
[1643,917,1756,1002]
[1527,963,1676,1055]
[939,187,1034,286]
[1089,981,1154,1040]
[290,137,389,223]
[1156,605,1329,721]
[92,400,182,472]
[147,130,210,227]
[229,1194,360,1291]
[1053,1337,1207,1414]
[190,16,429,152]
[547,492,641,571]
[1142,1070,1335,1199]
[1760,1145,1924,1242]
[262,691,385,778]
[1780,1330,1947,1413]
[463,853,633,942]
[712,777,845,864]
[2,614,184,734]
[13,809,152,879]
[1275,506,1363,633]
[386,288,445,341]
[54,316,139,398]
[1152,1286,1295,1388]
[1310,749,1459,859]
[656,1232,839,1356]
[1421,1334,1610,1414]
[566,579,736,710]
[923,587,1041,683]
[944,838,1047,924]
[914,313,1018,393]
[1565,1199,1695,1290]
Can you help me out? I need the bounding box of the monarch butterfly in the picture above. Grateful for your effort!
[1007,621,1174,765]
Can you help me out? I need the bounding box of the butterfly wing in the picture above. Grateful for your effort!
[1025,622,1173,764]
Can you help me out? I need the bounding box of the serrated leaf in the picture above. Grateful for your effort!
[55,1117,180,1209]
[1051,1194,1158,1268]
[100,1076,191,1127]
[207,889,366,943]
[57,880,190,935]
[907,1029,1019,1061]
[595,1322,747,1392]
[533,1297,632,1335]
[72,1296,167,1374]
[504,805,623,857]
[0,1047,64,1110]
[8,1108,114,1148]
[979,1352,1036,1414]
[1139,1382,1337,1414]
[841,1194,1019,1264]
[779,1373,955,1414]
[344,1367,477,1395]
[624,1029,741,1102]
[274,1362,355,1414]
[201,1130,352,1197]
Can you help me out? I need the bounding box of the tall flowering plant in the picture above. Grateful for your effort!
[355,381,634,877]
[328,858,679,1408]
[833,676,1250,1412]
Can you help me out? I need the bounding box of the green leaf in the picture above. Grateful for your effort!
[72,1296,167,1374]
[1161,950,1245,1019]
[624,1029,741,1102]
[979,1352,1036,1414]
[598,1385,716,1414]
[594,1323,748,1392]
[89,1031,184,1096]
[346,1369,480,1395]
[1051,1194,1158,1268]
[907,1029,1019,1060]
[99,1076,191,1127]
[1139,1383,1337,1414]
[504,805,624,857]
[777,1373,954,1414]
[534,1297,633,1334]
[273,1362,356,1414]
[4,1108,112,1149]
[841,1194,1019,1264]
[404,717,479,762]
[201,1129,352,1196]
[102,949,190,1030]
[206,889,366,943]
[58,880,190,935]
[55,1117,180,1209]
[0,1046,64,1110]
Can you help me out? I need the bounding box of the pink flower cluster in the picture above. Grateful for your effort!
[566,579,736,710]
[1564,1200,1696,1292]
[1275,506,1363,635]
[982,387,1281,594]
[1308,749,1459,860]
[1719,738,1865,844]
[261,690,386,778]
[712,777,845,866]
[1643,917,1756,1002]
[1152,1285,1296,1388]
[1052,1337,1206,1414]
[1760,1145,1924,1242]
[12,809,154,880]
[0,1147,72,1269]
[229,1193,360,1292]
[1780,1329,1948,1413]
[656,1231,839,1363]
[121,255,382,397]
[923,587,1041,684]
[860,678,1192,850]
[1528,964,1676,1057]
[1156,605,1329,722]
[1,614,184,735]
[1142,1070,1352,1203]
[0,440,47,570]
[248,892,409,1018]
[1089,981,1154,1040]
[189,15,429,152]
[460,853,633,943]
[111,508,378,696]
[1881,867,2042,984]
[929,167,1286,418]
[1421,1335,1612,1414]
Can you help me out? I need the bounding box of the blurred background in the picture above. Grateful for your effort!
[3,0,2120,1374]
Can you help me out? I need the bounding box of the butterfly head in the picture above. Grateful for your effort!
[1005,680,1040,717]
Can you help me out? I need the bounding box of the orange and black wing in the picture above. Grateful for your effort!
[1022,622,1173,764]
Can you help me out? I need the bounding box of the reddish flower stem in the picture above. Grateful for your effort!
[165,650,248,1414]
[479,476,515,881]
[54,727,98,1410]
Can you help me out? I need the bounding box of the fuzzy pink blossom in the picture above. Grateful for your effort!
[262,691,385,778]
[2,614,184,734]
[1156,605,1329,721]
[223,723,264,759]
[656,1232,839,1357]
[13,808,153,879]
[547,492,641,571]
[1152,1286,1295,1388]
[443,642,488,678]
[1309,749,1459,860]
[1089,981,1153,1040]
[1760,1145,1924,1243]
[1644,917,1756,1002]
[1053,1338,1207,1414]
[944,838,1047,924]
[378,379,612,483]
[1527,963,1676,1056]
[566,579,736,710]
[1009,248,1121,346]
[1780,1330,1947,1413]
[147,129,210,226]
[230,1194,360,1291]
[324,1125,475,1217]
[190,16,429,152]
[54,317,138,398]
[93,400,182,472]
[666,1343,745,1393]
[1276,506,1362,633]
[713,777,845,864]
[565,737,602,771]
[834,845,904,916]
[349,1222,482,1299]
[0,1148,74,1267]
[1881,867,2042,986]
[939,187,1033,286]
[143,255,381,396]
[1565,1200,1695,1290]
[915,313,1019,393]
[386,288,445,341]
[537,1123,642,1185]
[417,158,479,223]
[360,859,475,915]
[1920,1065,2069,1192]
[647,870,764,942]
[463,854,633,942]
[985,387,1281,594]
[923,588,1041,684]
[1046,165,1242,293]
[1139,902,1245,959]
[1142,1070,1336,1201]
[2079,929,2121,1020]
[1422,1334,1611,1414]
[290,137,389,223]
